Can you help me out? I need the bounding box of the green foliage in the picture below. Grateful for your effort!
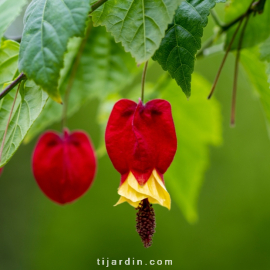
[225,0,270,50]
[0,0,269,222]
[161,73,222,223]
[0,0,27,46]
[0,41,19,89]
[25,26,139,142]
[91,0,181,64]
[241,47,270,133]
[153,0,225,97]
[0,41,47,167]
[18,0,91,103]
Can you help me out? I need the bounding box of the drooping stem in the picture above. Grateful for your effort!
[221,11,251,32]
[199,0,265,58]
[208,18,244,100]
[220,0,263,31]
[61,22,93,129]
[231,15,250,127]
[0,82,21,164]
[89,0,108,15]
[141,61,149,104]
[0,73,26,100]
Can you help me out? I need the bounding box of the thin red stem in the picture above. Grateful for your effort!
[208,18,244,100]
[0,82,21,164]
[141,61,149,104]
[231,15,250,127]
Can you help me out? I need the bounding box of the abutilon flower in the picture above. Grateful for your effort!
[105,99,177,247]
[32,129,96,205]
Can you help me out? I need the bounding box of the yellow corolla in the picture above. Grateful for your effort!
[115,169,171,210]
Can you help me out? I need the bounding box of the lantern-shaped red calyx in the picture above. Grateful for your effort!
[105,99,177,186]
[32,129,96,204]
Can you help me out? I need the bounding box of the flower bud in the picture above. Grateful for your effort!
[32,129,97,204]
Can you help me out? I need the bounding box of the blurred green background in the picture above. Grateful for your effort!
[1,3,270,270]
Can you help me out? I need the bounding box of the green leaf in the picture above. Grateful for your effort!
[225,0,270,50]
[0,41,20,89]
[0,40,47,167]
[18,0,91,103]
[161,73,222,223]
[0,0,27,46]
[241,47,270,134]
[153,0,225,97]
[91,0,181,64]
[25,26,139,143]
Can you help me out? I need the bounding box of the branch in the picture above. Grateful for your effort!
[218,0,265,32]
[200,0,266,57]
[0,73,26,100]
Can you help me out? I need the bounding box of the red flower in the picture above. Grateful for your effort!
[0,167,3,176]
[105,99,177,210]
[32,129,96,204]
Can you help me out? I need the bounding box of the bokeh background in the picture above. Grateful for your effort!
[1,2,270,270]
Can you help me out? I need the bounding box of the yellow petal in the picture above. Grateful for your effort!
[115,170,171,210]
[114,196,140,208]
[118,177,145,202]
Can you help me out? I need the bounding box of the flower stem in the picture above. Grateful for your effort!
[141,61,148,103]
[0,73,26,100]
[0,82,21,164]
[231,14,250,127]
[208,18,244,100]
[61,22,93,129]
[199,0,266,58]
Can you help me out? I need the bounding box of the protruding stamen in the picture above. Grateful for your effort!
[135,199,156,248]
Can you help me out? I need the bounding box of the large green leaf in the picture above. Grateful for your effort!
[0,0,27,46]
[91,0,181,64]
[225,0,270,51]
[25,26,139,143]
[161,73,222,223]
[153,0,225,97]
[0,40,47,167]
[241,47,270,133]
[18,0,91,103]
